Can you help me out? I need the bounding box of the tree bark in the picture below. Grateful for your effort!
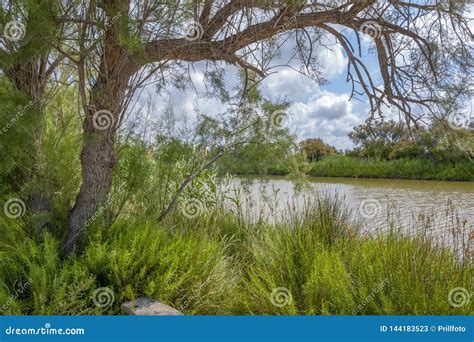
[61,61,133,254]
[61,103,118,254]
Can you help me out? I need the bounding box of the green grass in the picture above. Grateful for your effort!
[308,155,474,181]
[0,196,472,315]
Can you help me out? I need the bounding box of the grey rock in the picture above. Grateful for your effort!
[122,297,183,316]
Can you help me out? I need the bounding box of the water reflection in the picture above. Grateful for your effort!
[226,177,473,249]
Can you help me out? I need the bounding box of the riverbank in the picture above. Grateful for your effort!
[226,155,474,181]
[1,196,471,315]
[307,155,474,181]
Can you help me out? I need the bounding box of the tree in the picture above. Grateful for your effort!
[0,0,71,234]
[348,119,409,159]
[28,0,470,253]
[348,118,474,161]
[299,138,337,162]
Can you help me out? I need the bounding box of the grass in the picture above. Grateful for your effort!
[0,196,472,315]
[308,155,474,181]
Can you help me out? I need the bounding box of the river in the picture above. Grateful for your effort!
[227,177,473,250]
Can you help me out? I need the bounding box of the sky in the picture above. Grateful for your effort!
[135,32,381,150]
[132,4,473,151]
[133,35,375,149]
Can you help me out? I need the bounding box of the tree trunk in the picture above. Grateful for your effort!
[61,64,133,254]
[61,107,117,254]
[61,10,139,254]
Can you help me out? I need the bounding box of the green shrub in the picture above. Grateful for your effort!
[1,197,471,315]
[308,155,474,181]
[0,219,237,315]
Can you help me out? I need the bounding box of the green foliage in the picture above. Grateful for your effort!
[299,138,338,162]
[0,218,237,315]
[0,80,40,195]
[234,198,472,315]
[1,190,471,315]
[308,154,474,181]
[348,119,474,163]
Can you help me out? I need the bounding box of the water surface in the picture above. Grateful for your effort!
[227,177,473,247]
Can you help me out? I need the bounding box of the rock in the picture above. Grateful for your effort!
[122,297,183,316]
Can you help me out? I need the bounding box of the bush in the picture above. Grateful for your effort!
[1,196,471,315]
[308,154,474,181]
[0,219,237,315]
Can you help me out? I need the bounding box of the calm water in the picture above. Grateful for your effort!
[226,177,473,245]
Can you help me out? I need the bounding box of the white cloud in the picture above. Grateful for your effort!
[130,53,365,149]
[288,92,366,149]
[317,40,347,79]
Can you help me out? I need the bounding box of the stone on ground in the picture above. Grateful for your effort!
[122,297,183,316]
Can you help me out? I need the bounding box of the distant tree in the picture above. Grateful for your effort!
[348,118,474,162]
[348,119,413,159]
[197,75,298,176]
[299,138,337,162]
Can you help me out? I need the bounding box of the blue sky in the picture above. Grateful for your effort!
[133,4,473,150]
[136,31,384,150]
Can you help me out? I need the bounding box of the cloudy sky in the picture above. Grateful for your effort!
[132,4,473,150]
[134,35,378,151]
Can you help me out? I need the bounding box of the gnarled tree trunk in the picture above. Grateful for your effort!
[62,116,117,254]
[61,55,135,254]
